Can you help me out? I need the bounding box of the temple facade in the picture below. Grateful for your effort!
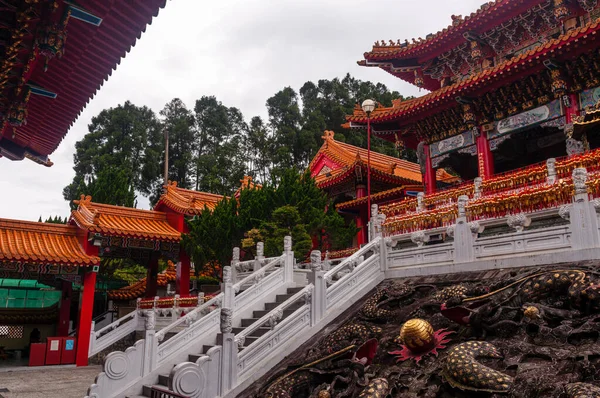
[346,0,600,192]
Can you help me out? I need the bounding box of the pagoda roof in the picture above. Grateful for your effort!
[235,175,262,198]
[157,181,226,216]
[70,195,180,242]
[0,0,167,165]
[310,131,456,188]
[360,0,545,91]
[0,218,99,267]
[348,19,600,129]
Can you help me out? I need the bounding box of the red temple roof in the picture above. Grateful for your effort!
[0,0,167,165]
[0,218,99,266]
[157,181,226,216]
[348,19,600,129]
[360,0,545,91]
[310,131,457,188]
[70,195,180,242]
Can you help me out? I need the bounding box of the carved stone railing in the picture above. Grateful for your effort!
[89,309,142,357]
[236,285,313,378]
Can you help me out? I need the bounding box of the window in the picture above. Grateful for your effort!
[0,325,24,339]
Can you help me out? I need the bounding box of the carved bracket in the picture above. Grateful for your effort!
[507,213,532,233]
[411,231,430,247]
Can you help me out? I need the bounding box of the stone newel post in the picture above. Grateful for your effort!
[231,247,240,284]
[546,158,557,184]
[253,242,264,271]
[220,264,237,392]
[142,309,157,376]
[283,236,294,283]
[309,249,326,326]
[450,195,480,263]
[561,167,600,250]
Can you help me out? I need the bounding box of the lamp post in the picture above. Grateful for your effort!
[361,99,376,223]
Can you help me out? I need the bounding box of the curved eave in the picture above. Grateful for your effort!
[350,20,600,126]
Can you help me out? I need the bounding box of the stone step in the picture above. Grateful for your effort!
[203,345,214,354]
[264,300,303,311]
[240,308,297,327]
[287,287,304,294]
[188,353,205,362]
[161,331,178,343]
[158,374,169,387]
[275,293,293,302]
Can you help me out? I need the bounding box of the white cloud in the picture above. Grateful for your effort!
[0,0,485,221]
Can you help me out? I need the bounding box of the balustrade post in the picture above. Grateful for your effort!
[231,247,240,284]
[561,167,600,249]
[473,177,482,199]
[219,265,237,393]
[379,236,388,273]
[369,204,386,242]
[142,310,157,376]
[282,236,294,283]
[253,242,264,272]
[546,158,557,184]
[309,250,326,325]
[88,321,95,357]
[451,195,477,263]
[417,192,425,212]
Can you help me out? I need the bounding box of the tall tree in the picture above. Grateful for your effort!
[194,96,248,194]
[63,101,161,207]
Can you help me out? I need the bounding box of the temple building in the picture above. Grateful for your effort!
[309,130,457,245]
[0,0,167,166]
[346,0,600,192]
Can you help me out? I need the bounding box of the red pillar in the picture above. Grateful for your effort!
[423,144,436,194]
[564,93,580,124]
[76,270,97,367]
[476,128,495,179]
[355,184,368,245]
[145,254,159,298]
[57,281,72,336]
[176,250,191,297]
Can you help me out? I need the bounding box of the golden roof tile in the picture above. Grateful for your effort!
[70,195,181,242]
[157,181,226,216]
[0,218,99,266]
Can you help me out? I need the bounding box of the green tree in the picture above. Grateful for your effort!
[261,205,312,261]
[194,96,248,194]
[63,101,162,206]
[65,166,136,208]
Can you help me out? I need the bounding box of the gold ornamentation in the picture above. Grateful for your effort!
[523,306,540,320]
[396,319,435,352]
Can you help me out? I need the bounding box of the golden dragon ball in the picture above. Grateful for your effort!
[396,318,435,353]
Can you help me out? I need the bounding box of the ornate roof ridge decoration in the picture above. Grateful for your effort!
[0,217,99,266]
[71,195,181,242]
[157,181,226,216]
[234,175,263,197]
[573,99,600,139]
[361,0,546,89]
[349,18,600,127]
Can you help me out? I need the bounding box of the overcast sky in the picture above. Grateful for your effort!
[0,0,485,221]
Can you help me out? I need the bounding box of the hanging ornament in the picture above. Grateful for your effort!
[37,9,71,72]
[462,104,477,129]
[550,69,568,98]
[414,69,424,89]
[6,88,31,127]
[553,0,570,22]
[470,40,482,63]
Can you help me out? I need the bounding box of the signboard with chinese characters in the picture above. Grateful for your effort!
[487,99,562,139]
[429,129,475,158]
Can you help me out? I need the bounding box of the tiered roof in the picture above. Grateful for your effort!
[360,0,544,90]
[348,19,600,129]
[0,218,99,266]
[157,181,226,216]
[70,195,180,242]
[310,131,457,188]
[0,0,167,165]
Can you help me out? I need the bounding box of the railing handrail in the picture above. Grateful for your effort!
[324,237,380,281]
[156,292,223,342]
[95,310,137,338]
[233,255,284,291]
[236,285,312,349]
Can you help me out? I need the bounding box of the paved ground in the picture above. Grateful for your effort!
[0,365,101,398]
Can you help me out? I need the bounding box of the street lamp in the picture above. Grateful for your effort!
[361,99,376,223]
